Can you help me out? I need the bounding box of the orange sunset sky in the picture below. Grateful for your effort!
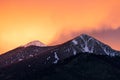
[0,0,120,54]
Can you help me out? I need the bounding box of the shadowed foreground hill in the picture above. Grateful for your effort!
[41,53,120,80]
[1,53,120,80]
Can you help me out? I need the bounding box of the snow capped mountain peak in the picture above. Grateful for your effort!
[79,34,94,41]
[24,40,46,47]
[71,34,95,53]
[70,34,120,56]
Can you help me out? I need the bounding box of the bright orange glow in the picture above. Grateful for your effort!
[0,0,120,54]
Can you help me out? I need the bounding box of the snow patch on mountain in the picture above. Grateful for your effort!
[73,49,77,55]
[47,56,51,60]
[18,59,23,61]
[80,34,94,53]
[72,40,78,45]
[24,40,46,47]
[53,52,59,64]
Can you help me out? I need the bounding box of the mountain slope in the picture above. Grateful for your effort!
[0,34,120,67]
[0,46,56,67]
[41,54,120,80]
[0,34,120,80]
[1,53,120,80]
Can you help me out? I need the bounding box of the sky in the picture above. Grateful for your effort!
[0,0,120,54]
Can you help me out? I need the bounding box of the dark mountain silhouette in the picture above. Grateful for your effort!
[0,34,120,80]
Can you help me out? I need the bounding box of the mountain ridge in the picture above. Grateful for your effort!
[0,34,120,68]
[0,34,120,80]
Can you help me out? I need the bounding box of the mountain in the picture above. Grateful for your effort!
[0,34,120,80]
[70,34,120,56]
[0,40,53,67]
